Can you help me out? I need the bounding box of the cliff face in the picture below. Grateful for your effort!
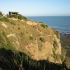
[0,17,62,63]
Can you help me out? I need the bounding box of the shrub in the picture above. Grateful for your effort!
[9,15,18,18]
[29,36,33,40]
[41,24,48,28]
[18,14,23,20]
[39,22,43,23]
[9,14,27,20]
[40,37,45,42]
[41,24,45,28]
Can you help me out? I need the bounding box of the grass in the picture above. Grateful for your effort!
[53,40,58,49]
[0,31,15,50]
[38,46,42,51]
[20,32,24,37]
[0,17,10,22]
[10,21,16,25]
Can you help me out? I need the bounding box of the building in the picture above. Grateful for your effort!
[9,12,18,15]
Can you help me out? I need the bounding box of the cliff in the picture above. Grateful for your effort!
[0,15,63,64]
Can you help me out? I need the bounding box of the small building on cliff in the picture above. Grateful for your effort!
[9,12,18,15]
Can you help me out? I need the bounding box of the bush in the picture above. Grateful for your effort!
[40,37,45,42]
[0,17,10,22]
[41,24,48,28]
[29,36,33,40]
[9,14,27,20]
[18,15,23,20]
[9,15,18,18]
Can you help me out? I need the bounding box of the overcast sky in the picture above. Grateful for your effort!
[0,0,70,16]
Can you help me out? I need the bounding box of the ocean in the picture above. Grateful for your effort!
[27,16,70,34]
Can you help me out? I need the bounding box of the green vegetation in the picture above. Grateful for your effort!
[66,50,70,57]
[40,37,45,42]
[41,24,48,28]
[0,11,68,70]
[9,14,27,20]
[29,36,33,40]
[18,14,23,20]
[0,31,15,50]
[52,50,57,60]
[61,47,67,62]
[39,22,43,23]
[53,40,58,49]
[9,14,18,18]
[0,17,10,22]
[18,14,27,20]
[0,48,69,70]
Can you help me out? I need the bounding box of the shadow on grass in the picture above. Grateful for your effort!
[0,48,19,70]
[0,48,69,70]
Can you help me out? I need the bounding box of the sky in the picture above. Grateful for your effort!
[0,0,70,16]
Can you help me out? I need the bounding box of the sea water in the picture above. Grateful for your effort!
[27,16,70,33]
